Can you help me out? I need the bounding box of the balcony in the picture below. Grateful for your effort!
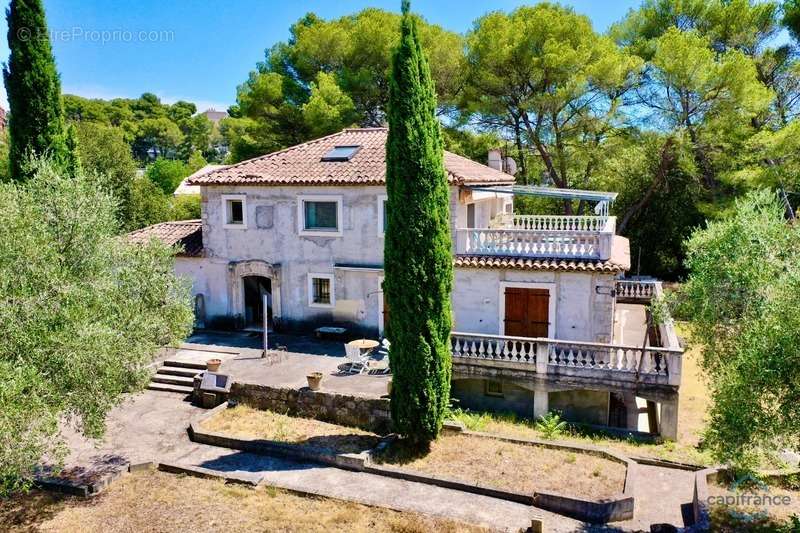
[455,214,616,261]
[450,332,682,387]
[450,280,683,389]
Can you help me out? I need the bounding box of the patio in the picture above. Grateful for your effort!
[171,330,391,399]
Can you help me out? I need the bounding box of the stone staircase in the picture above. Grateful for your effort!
[147,360,206,395]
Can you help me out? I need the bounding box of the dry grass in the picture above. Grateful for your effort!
[673,323,711,448]
[200,405,380,454]
[707,478,800,530]
[376,433,626,501]
[3,470,493,533]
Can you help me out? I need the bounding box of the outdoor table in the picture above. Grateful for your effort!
[347,338,379,355]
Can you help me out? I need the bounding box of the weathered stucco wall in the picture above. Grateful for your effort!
[182,182,613,340]
[198,184,392,332]
[450,377,611,425]
[451,268,616,343]
[451,378,534,417]
[550,389,610,426]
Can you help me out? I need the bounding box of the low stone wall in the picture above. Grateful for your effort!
[230,382,392,434]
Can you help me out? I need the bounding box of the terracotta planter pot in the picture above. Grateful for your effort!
[206,359,222,372]
[307,372,323,391]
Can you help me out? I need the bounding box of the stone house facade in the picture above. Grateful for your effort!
[129,128,683,439]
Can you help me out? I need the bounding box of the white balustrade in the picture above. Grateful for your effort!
[450,333,538,364]
[546,341,676,377]
[450,332,683,386]
[615,280,657,301]
[510,214,612,233]
[456,228,610,259]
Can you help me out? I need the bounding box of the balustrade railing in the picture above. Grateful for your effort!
[547,340,679,378]
[450,332,538,365]
[615,280,657,301]
[450,332,683,386]
[498,214,613,233]
[455,228,610,259]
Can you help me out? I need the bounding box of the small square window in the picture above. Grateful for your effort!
[228,200,243,224]
[298,195,342,236]
[308,274,334,308]
[222,194,247,229]
[304,201,338,231]
[484,380,504,397]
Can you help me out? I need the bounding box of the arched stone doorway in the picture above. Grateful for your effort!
[227,260,281,329]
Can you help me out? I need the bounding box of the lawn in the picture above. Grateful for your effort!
[1,470,492,533]
[375,433,626,501]
[199,405,381,454]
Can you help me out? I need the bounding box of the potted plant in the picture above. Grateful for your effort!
[387,379,392,396]
[206,358,222,372]
[306,371,323,391]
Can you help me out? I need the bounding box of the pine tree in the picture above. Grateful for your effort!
[3,0,74,181]
[384,0,453,445]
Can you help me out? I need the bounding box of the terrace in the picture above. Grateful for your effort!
[450,279,682,390]
[454,186,618,261]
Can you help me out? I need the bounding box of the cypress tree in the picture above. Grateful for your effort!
[384,0,453,445]
[3,0,73,181]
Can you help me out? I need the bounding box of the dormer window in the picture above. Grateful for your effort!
[321,145,361,162]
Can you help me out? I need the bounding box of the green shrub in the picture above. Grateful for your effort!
[535,412,568,440]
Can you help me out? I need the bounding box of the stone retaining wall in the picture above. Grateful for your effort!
[230,382,392,434]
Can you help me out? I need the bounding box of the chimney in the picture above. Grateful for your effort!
[487,148,503,171]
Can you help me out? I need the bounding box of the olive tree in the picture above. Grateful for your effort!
[0,158,194,493]
[677,190,800,468]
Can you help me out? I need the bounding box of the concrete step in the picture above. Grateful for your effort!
[151,374,195,387]
[147,382,194,394]
[163,359,207,371]
[157,366,200,378]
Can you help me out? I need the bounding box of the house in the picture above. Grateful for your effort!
[174,164,229,196]
[129,127,683,439]
[201,108,228,124]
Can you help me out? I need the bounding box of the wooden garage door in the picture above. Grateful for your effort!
[504,288,550,338]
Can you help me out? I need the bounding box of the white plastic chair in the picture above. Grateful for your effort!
[344,343,368,374]
[375,338,391,374]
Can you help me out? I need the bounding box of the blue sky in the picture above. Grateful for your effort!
[0,0,643,111]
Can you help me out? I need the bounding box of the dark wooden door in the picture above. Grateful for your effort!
[504,288,550,338]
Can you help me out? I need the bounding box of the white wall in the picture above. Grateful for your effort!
[452,267,616,342]
[181,182,614,340]
[197,185,394,330]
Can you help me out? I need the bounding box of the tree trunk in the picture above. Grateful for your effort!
[618,138,676,234]
[686,126,716,189]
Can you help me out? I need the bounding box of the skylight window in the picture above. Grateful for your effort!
[321,145,361,162]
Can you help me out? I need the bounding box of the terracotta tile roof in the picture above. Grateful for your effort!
[455,236,631,273]
[189,128,515,187]
[126,220,203,257]
[174,164,229,195]
[454,255,626,273]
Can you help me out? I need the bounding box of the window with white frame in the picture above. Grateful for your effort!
[308,273,334,307]
[377,194,388,236]
[222,194,247,228]
[298,195,343,236]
